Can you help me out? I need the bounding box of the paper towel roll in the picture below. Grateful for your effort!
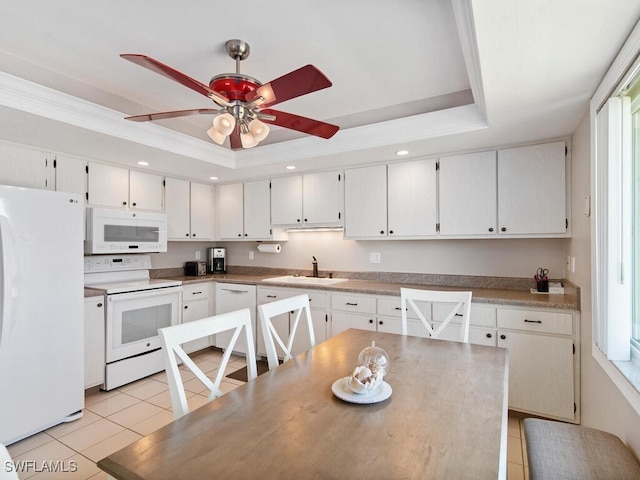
[257,243,281,254]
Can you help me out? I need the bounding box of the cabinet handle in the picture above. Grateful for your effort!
[524,319,542,324]
[238,233,242,237]
[192,291,202,295]
[122,201,127,206]
[380,230,385,235]
[185,233,190,237]
[184,305,188,309]
[297,219,301,223]
[501,227,507,232]
[267,295,277,298]
[379,320,384,325]
[488,227,494,232]
[389,230,394,234]
[486,333,492,338]
[394,307,407,311]
[369,319,374,324]
[346,302,358,306]
[192,233,196,237]
[221,289,248,294]
[455,313,463,317]
[500,334,506,340]
[96,303,103,308]
[132,202,137,207]
[244,233,248,237]
[304,218,308,222]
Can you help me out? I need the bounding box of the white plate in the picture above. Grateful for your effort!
[331,376,392,404]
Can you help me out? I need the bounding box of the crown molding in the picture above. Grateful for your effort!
[0,71,235,168]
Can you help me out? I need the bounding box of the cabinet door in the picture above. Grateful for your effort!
[84,296,105,389]
[387,158,437,236]
[291,309,328,357]
[303,171,343,225]
[344,165,387,238]
[182,299,212,354]
[55,154,87,197]
[498,141,566,235]
[87,162,129,207]
[439,151,497,235]
[215,283,257,354]
[165,177,191,240]
[271,176,303,225]
[331,312,376,337]
[498,331,574,420]
[0,142,50,189]
[129,170,163,211]
[218,183,245,239]
[190,182,214,240]
[244,180,272,240]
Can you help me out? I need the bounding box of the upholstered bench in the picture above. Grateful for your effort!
[523,418,640,480]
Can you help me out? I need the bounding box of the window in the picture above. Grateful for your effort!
[632,79,640,349]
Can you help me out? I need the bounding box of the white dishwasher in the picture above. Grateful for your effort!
[215,283,257,354]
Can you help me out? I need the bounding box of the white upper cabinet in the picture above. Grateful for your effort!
[387,158,437,237]
[302,171,343,226]
[190,182,214,240]
[271,176,302,225]
[271,171,343,227]
[0,142,52,190]
[439,151,497,236]
[87,162,163,212]
[497,141,567,235]
[165,178,214,240]
[54,154,87,198]
[344,165,387,238]
[244,180,272,239]
[218,180,277,240]
[218,183,245,240]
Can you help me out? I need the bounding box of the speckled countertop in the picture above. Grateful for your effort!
[144,267,580,311]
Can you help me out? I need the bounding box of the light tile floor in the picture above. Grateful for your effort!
[8,347,530,479]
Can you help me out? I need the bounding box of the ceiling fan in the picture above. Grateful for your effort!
[121,39,339,149]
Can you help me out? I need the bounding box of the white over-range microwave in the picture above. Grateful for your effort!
[85,207,168,254]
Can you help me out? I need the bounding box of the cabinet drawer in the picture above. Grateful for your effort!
[377,296,430,320]
[331,294,376,314]
[257,288,327,309]
[182,283,210,301]
[497,308,572,335]
[431,303,496,328]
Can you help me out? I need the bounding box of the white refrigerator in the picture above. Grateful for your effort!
[0,185,85,445]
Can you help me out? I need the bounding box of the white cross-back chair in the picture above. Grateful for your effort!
[159,308,257,419]
[258,294,315,371]
[0,444,18,480]
[400,288,472,343]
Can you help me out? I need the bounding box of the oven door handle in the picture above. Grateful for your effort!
[0,215,13,348]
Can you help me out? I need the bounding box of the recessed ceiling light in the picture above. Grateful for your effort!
[285,165,296,170]
[209,176,218,180]
[395,150,409,156]
[137,161,149,166]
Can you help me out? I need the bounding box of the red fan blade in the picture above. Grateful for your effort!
[250,65,332,108]
[229,126,242,150]
[125,108,220,122]
[120,54,231,107]
[260,109,339,139]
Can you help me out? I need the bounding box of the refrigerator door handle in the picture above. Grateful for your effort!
[0,215,13,346]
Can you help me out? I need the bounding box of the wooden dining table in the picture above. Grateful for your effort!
[98,329,509,480]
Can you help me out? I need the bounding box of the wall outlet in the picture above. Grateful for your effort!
[571,256,576,273]
[195,251,201,260]
[249,250,254,260]
[370,252,381,264]
[566,255,571,272]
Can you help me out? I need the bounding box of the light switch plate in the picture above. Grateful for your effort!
[195,251,201,260]
[370,252,381,264]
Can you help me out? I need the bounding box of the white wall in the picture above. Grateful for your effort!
[157,234,567,278]
[568,110,640,452]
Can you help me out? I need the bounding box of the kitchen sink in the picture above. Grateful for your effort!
[261,275,348,286]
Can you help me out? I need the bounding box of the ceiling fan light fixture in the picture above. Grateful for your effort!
[213,112,236,136]
[240,131,259,148]
[207,125,227,145]
[249,119,270,142]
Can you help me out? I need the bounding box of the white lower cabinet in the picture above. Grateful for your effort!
[215,283,257,354]
[256,287,328,359]
[496,307,577,422]
[84,296,105,389]
[181,283,214,354]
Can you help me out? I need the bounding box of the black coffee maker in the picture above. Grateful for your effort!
[208,247,226,274]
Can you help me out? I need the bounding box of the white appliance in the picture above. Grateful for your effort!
[85,207,168,254]
[84,255,182,390]
[0,186,84,446]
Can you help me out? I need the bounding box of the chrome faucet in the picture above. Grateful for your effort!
[312,256,319,277]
